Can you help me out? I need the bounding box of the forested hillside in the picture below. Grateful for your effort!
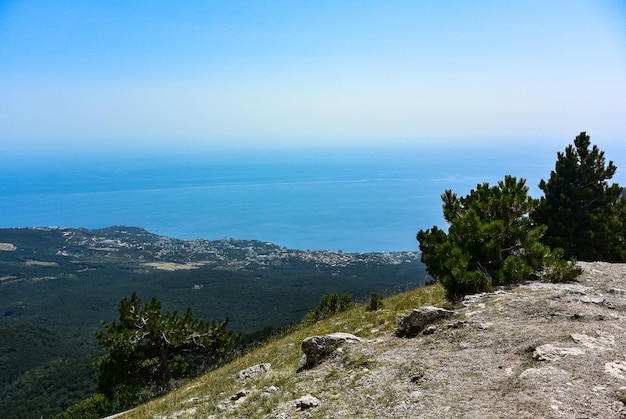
[0,226,427,418]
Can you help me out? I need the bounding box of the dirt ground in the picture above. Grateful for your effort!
[267,262,626,418]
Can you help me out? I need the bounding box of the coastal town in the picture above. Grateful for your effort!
[0,225,420,275]
[51,225,420,270]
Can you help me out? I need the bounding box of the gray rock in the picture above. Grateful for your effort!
[605,360,626,381]
[237,363,271,380]
[423,325,437,335]
[295,394,320,410]
[301,332,362,368]
[532,344,585,361]
[396,306,454,338]
[608,287,626,295]
[571,332,614,350]
[580,295,606,304]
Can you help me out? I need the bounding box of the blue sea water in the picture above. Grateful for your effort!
[0,144,612,252]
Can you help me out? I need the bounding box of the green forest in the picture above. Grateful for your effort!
[0,228,427,418]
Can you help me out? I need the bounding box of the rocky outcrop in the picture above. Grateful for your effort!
[532,343,585,361]
[301,333,362,368]
[237,363,271,380]
[123,262,626,419]
[396,306,454,337]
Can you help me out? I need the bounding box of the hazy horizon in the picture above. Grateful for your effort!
[2,1,625,251]
[3,143,625,253]
[1,1,625,156]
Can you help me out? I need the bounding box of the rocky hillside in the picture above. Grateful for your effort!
[117,262,626,418]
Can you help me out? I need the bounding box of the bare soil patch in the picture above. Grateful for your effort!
[142,262,208,271]
[25,259,59,267]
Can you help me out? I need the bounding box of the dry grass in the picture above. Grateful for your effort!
[120,283,446,418]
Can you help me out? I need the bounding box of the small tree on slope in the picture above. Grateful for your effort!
[95,293,237,398]
[533,132,626,262]
[417,176,579,301]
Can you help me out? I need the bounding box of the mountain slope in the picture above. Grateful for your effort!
[121,262,626,418]
[0,226,427,418]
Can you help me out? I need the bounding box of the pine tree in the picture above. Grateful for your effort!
[365,292,383,311]
[301,292,354,324]
[417,176,577,301]
[533,132,626,261]
[95,293,238,397]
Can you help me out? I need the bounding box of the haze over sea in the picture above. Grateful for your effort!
[2,143,625,253]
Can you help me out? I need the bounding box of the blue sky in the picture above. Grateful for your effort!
[1,0,625,155]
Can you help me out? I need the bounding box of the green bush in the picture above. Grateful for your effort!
[365,293,383,311]
[339,292,354,311]
[301,292,354,324]
[417,176,579,301]
[52,393,110,419]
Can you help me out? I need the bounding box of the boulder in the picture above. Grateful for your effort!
[295,394,320,410]
[301,332,362,368]
[237,363,271,380]
[605,360,626,381]
[396,306,454,338]
[532,344,585,361]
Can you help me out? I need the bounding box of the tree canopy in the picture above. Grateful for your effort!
[300,292,354,325]
[417,176,578,301]
[533,132,626,262]
[95,293,238,397]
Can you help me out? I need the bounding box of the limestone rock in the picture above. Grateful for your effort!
[396,306,454,338]
[237,363,271,380]
[570,331,614,351]
[301,332,362,368]
[605,360,626,381]
[295,394,320,410]
[423,325,437,335]
[533,344,585,361]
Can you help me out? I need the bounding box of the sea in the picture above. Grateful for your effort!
[2,143,624,253]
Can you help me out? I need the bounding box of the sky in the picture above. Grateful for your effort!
[1,0,625,155]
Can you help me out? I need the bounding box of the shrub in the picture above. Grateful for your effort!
[417,176,579,301]
[52,393,110,419]
[301,292,354,324]
[365,293,383,311]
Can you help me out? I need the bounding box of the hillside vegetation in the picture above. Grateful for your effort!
[0,226,426,418]
[109,262,626,418]
[110,281,448,418]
